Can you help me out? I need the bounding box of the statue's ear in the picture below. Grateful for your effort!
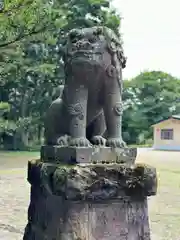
[117,50,127,69]
[108,41,117,53]
[122,56,127,69]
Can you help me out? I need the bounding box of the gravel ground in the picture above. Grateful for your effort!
[0,169,29,239]
[0,153,34,240]
[0,149,180,240]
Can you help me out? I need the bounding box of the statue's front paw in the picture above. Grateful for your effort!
[69,137,92,147]
[91,135,106,146]
[106,138,127,148]
[57,135,70,146]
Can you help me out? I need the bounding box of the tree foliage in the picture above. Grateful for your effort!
[1,1,179,150]
[0,0,121,150]
[122,71,180,144]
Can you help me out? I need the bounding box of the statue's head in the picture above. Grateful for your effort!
[63,26,126,69]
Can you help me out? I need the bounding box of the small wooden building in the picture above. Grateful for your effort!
[152,115,180,150]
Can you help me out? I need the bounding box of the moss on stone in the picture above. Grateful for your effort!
[27,159,157,200]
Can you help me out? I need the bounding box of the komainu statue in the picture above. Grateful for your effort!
[44,26,127,148]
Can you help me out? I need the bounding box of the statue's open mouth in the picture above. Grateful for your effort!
[68,39,104,56]
[72,50,94,54]
[69,51,103,65]
[69,50,102,58]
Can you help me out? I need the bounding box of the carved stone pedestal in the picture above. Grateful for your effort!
[40,145,137,165]
[23,160,157,240]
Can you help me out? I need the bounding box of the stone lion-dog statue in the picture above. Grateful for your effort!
[44,26,127,148]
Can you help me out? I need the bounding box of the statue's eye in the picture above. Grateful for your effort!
[71,37,77,43]
[69,32,82,43]
[95,27,103,35]
[69,34,77,43]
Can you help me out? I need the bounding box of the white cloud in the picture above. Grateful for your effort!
[112,0,180,79]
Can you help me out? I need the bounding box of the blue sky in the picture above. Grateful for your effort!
[112,0,180,80]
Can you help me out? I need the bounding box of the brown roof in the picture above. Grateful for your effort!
[152,115,180,126]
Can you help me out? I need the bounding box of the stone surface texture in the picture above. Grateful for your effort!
[23,160,157,240]
[40,145,137,165]
[44,26,127,148]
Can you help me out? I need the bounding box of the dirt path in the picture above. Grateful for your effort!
[0,153,38,240]
[0,169,29,239]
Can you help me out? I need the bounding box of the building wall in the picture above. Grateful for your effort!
[153,118,180,150]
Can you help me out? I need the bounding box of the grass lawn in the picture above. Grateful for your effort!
[0,149,180,239]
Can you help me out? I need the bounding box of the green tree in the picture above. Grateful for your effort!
[122,71,180,144]
[0,0,122,149]
[0,0,121,48]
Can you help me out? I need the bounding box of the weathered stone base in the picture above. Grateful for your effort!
[23,160,157,240]
[24,193,151,240]
[40,145,137,164]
